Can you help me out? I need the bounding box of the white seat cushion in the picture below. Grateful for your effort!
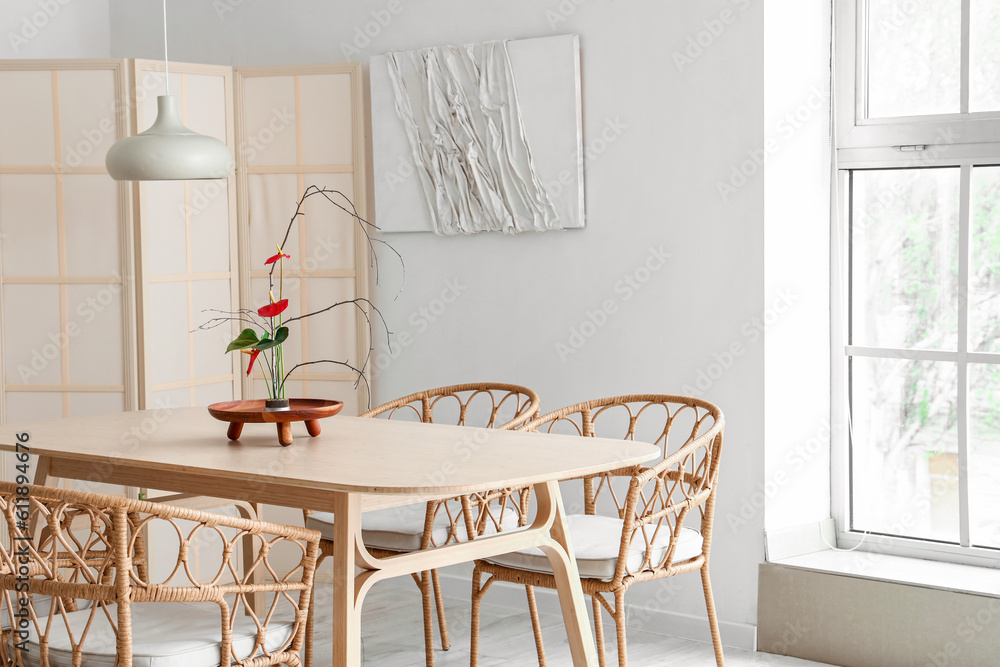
[307,504,521,552]
[483,514,703,581]
[1,595,92,630]
[14,601,296,667]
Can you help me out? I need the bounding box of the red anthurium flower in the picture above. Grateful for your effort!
[245,349,261,376]
[257,299,289,318]
[265,251,291,265]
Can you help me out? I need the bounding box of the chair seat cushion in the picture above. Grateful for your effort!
[307,504,521,552]
[1,596,92,630]
[14,600,296,667]
[483,514,703,581]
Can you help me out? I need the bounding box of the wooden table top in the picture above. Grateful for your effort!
[0,408,659,496]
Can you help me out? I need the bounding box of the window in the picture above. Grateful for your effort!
[834,0,1000,564]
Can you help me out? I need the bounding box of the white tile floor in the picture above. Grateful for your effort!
[307,578,835,666]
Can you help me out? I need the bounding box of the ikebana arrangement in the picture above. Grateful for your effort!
[199,185,402,445]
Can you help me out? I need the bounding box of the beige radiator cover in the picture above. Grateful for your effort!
[758,562,1000,667]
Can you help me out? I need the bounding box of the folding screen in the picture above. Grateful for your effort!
[235,64,370,414]
[0,59,371,519]
[0,60,136,500]
[0,60,135,423]
[131,60,241,411]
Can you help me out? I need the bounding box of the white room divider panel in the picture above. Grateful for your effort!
[131,60,241,410]
[128,61,245,581]
[0,60,136,499]
[234,64,370,414]
[0,60,136,424]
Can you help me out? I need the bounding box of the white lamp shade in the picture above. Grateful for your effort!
[106,95,233,181]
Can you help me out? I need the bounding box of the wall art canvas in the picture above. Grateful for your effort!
[371,34,584,235]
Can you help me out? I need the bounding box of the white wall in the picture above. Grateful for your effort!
[108,0,769,640]
[1,0,110,59]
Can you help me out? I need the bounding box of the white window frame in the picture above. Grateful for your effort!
[832,0,1000,567]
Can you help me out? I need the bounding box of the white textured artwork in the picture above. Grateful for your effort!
[371,34,584,235]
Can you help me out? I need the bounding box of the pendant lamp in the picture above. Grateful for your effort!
[106,0,233,181]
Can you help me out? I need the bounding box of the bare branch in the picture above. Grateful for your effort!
[278,359,371,408]
[265,185,406,301]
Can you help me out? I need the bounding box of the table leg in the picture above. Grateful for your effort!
[32,455,52,487]
[305,419,322,437]
[227,422,244,440]
[28,456,53,538]
[332,491,363,666]
[534,480,599,667]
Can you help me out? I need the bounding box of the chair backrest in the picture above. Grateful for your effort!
[0,482,319,667]
[360,382,540,431]
[359,383,541,546]
[525,395,725,581]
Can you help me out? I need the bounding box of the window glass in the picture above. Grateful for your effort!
[970,167,1000,354]
[851,357,959,543]
[867,0,961,117]
[970,363,1000,548]
[851,168,960,350]
[970,0,1000,112]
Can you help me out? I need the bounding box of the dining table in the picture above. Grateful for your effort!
[0,406,660,666]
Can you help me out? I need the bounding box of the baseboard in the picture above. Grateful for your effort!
[435,569,757,651]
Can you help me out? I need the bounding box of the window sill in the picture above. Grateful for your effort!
[772,548,1000,598]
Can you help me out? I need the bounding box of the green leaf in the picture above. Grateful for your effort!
[255,327,289,351]
[226,328,260,353]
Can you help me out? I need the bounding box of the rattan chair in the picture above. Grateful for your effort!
[304,382,540,667]
[0,482,320,667]
[470,395,726,667]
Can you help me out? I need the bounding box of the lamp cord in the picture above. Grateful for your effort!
[162,0,170,95]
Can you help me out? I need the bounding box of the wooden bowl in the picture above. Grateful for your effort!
[207,399,344,446]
